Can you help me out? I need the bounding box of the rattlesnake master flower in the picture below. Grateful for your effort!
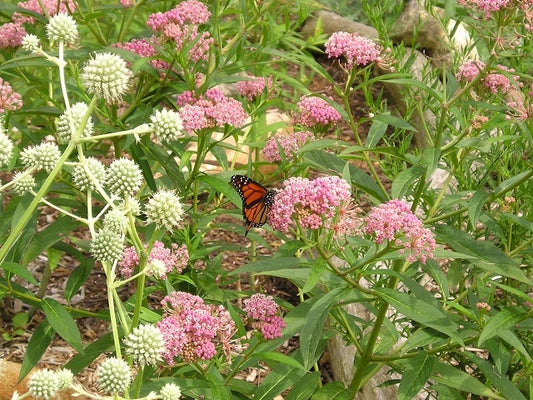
[81,53,132,103]
[364,199,436,264]
[46,13,78,44]
[103,208,129,233]
[96,357,131,395]
[72,157,106,191]
[150,109,184,143]
[106,158,143,197]
[0,130,14,167]
[145,190,184,230]
[28,369,60,400]
[55,369,73,390]
[124,324,165,366]
[90,229,124,263]
[12,171,35,195]
[56,102,94,143]
[22,33,40,51]
[160,383,182,400]
[243,294,286,340]
[20,142,61,172]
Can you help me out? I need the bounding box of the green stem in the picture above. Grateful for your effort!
[348,259,407,395]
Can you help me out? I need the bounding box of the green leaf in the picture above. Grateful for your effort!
[302,259,325,294]
[468,190,490,228]
[391,165,426,199]
[375,288,464,346]
[366,117,388,148]
[255,363,307,400]
[372,113,417,132]
[435,225,531,285]
[496,330,532,362]
[1,261,38,285]
[431,360,504,399]
[462,351,526,400]
[64,258,93,301]
[253,352,305,370]
[205,365,230,400]
[311,382,352,400]
[478,307,525,345]
[398,352,435,400]
[285,371,321,400]
[301,287,347,369]
[42,298,83,352]
[64,333,114,374]
[22,217,81,265]
[20,319,54,380]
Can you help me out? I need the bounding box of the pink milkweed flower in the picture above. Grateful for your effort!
[236,76,272,100]
[243,294,286,340]
[268,176,352,233]
[0,22,27,48]
[262,131,314,162]
[325,31,382,68]
[456,60,486,83]
[13,0,77,25]
[364,199,436,264]
[0,78,23,113]
[157,291,235,364]
[118,241,189,279]
[458,0,510,18]
[295,95,342,128]
[177,88,248,133]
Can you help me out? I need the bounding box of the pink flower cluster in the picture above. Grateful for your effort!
[243,294,286,340]
[13,0,77,24]
[325,31,382,68]
[262,131,314,162]
[157,291,235,364]
[364,199,435,264]
[295,96,342,127]
[236,76,272,100]
[146,0,212,62]
[118,241,189,279]
[268,176,352,232]
[0,78,23,113]
[0,23,26,48]
[458,0,510,18]
[457,60,521,94]
[177,88,248,133]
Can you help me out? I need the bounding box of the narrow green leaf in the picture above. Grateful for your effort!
[398,353,435,400]
[255,364,307,400]
[301,287,347,369]
[366,118,388,148]
[432,360,504,399]
[205,365,230,400]
[376,288,464,345]
[479,307,525,345]
[254,352,305,370]
[1,262,38,285]
[468,190,489,228]
[22,217,81,265]
[285,372,320,400]
[42,298,83,352]
[391,165,426,200]
[462,351,526,400]
[64,333,114,374]
[311,382,352,400]
[302,259,325,294]
[64,258,93,301]
[20,319,54,380]
[372,113,417,131]
[435,225,530,285]
[496,330,531,362]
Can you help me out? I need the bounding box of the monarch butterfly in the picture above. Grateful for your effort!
[230,175,275,236]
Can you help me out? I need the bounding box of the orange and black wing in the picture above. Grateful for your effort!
[230,175,275,236]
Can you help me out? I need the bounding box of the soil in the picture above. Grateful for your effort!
[0,55,389,395]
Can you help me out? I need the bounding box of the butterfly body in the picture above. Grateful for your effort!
[230,175,275,236]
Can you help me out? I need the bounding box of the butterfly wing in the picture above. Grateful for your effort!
[230,175,275,236]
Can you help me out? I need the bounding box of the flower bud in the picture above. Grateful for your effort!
[124,324,165,366]
[81,53,132,103]
[72,157,106,191]
[96,357,131,395]
[56,102,93,143]
[46,13,78,45]
[145,190,184,231]
[90,229,124,263]
[12,171,35,195]
[28,369,60,400]
[106,158,142,197]
[150,109,184,143]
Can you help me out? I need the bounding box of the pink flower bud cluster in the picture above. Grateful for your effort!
[364,199,436,264]
[262,131,314,162]
[457,60,521,94]
[0,78,23,113]
[458,0,510,18]
[118,241,189,279]
[176,88,248,133]
[243,294,286,340]
[13,0,77,24]
[295,96,342,127]
[115,37,171,71]
[157,291,235,364]
[236,76,272,100]
[325,31,382,68]
[268,176,352,232]
[0,23,26,48]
